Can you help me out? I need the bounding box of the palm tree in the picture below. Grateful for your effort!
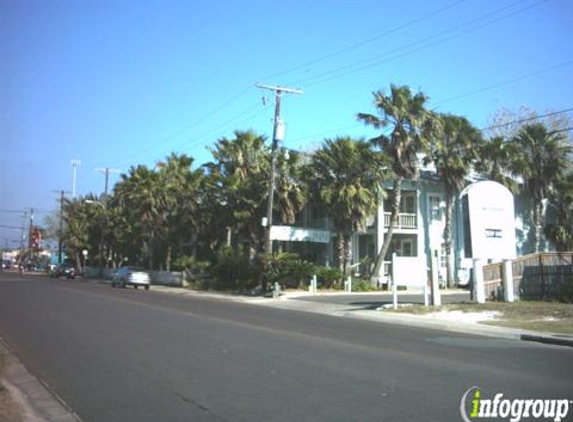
[157,153,204,270]
[61,197,90,273]
[357,84,438,283]
[513,123,572,252]
[275,149,307,226]
[545,171,573,251]
[114,165,167,269]
[475,136,522,194]
[206,130,269,259]
[426,114,481,287]
[306,137,387,277]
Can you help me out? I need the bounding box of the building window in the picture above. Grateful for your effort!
[440,243,447,268]
[401,193,416,214]
[429,195,442,220]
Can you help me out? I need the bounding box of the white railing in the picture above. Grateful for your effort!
[383,212,417,229]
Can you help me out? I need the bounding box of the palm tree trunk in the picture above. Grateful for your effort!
[148,231,154,270]
[336,233,346,273]
[371,178,402,285]
[344,233,352,277]
[75,252,83,275]
[166,245,172,272]
[444,191,454,288]
[533,200,542,253]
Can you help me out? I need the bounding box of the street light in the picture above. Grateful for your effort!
[84,200,105,209]
[71,159,82,199]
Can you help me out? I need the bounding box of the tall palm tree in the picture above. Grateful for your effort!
[357,84,438,283]
[157,153,204,270]
[513,123,572,252]
[475,136,522,194]
[426,114,481,287]
[206,130,269,259]
[545,171,573,251]
[306,137,387,277]
[275,149,307,226]
[114,165,167,269]
[61,197,90,272]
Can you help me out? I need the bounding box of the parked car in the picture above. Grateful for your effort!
[50,263,77,279]
[112,266,151,290]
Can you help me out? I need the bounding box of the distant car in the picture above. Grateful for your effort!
[112,266,151,290]
[50,263,77,279]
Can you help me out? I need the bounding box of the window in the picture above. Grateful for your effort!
[440,243,447,268]
[401,194,416,214]
[485,229,502,238]
[402,241,413,257]
[429,195,442,220]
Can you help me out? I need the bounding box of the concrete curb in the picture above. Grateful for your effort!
[0,339,82,422]
[520,334,573,348]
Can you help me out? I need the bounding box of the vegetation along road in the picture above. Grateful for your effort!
[0,273,571,422]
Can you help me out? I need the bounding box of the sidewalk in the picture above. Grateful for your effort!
[0,340,81,422]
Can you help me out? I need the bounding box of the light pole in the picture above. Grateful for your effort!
[71,159,82,198]
[255,83,303,255]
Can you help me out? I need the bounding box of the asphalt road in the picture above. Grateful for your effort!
[0,272,571,422]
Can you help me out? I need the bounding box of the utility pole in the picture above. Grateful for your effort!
[28,207,34,251]
[71,159,82,198]
[53,190,71,264]
[255,83,303,255]
[19,210,27,265]
[94,167,121,196]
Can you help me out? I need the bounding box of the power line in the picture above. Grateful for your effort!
[101,2,476,170]
[117,101,266,167]
[433,60,573,107]
[293,0,551,87]
[262,0,472,81]
[109,87,253,167]
[551,127,573,134]
[479,107,573,132]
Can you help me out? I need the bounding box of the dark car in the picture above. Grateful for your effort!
[50,263,77,279]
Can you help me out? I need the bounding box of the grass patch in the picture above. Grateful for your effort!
[386,301,573,334]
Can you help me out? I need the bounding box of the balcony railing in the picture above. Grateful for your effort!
[383,212,417,229]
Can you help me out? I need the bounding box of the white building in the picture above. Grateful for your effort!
[281,166,542,287]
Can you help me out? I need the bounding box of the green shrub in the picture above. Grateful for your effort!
[210,245,256,290]
[263,253,315,288]
[316,266,343,288]
[283,259,316,288]
[351,277,379,292]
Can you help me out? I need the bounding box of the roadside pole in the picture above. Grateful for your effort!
[430,250,442,306]
[473,259,486,304]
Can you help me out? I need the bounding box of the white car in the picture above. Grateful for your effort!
[112,266,151,290]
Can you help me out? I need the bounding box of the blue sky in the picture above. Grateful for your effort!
[1,0,572,246]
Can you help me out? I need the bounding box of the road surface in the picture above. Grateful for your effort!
[0,272,571,422]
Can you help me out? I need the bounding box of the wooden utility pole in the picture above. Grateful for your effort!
[95,167,121,196]
[255,83,303,255]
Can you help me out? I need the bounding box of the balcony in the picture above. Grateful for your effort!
[383,212,417,229]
